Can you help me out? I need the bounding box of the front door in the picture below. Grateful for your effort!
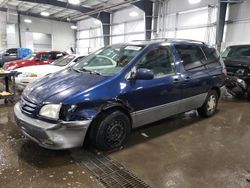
[123,45,183,127]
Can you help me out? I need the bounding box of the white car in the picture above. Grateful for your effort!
[15,54,84,88]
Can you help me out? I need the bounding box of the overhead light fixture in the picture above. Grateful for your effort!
[68,0,80,5]
[129,11,139,17]
[40,11,50,17]
[94,20,101,25]
[188,0,201,4]
[71,25,77,30]
[24,19,32,23]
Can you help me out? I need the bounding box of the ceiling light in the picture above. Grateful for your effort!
[129,11,139,17]
[40,11,50,17]
[24,19,32,23]
[94,20,101,25]
[68,0,80,5]
[188,0,201,4]
[71,25,77,30]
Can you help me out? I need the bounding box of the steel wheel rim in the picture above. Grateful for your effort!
[105,120,125,146]
[207,95,216,113]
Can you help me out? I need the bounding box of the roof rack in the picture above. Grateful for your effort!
[131,38,206,44]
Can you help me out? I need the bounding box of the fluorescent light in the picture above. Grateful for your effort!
[94,20,101,25]
[188,0,201,4]
[24,19,32,23]
[40,11,50,17]
[68,0,80,5]
[71,25,77,30]
[129,11,139,17]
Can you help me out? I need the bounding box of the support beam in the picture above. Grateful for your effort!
[18,0,94,13]
[216,0,227,51]
[92,12,111,46]
[133,0,153,40]
[18,13,22,47]
[0,7,76,23]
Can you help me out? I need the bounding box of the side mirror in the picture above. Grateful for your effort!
[35,57,40,61]
[134,68,154,80]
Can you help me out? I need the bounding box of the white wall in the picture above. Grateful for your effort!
[111,6,145,44]
[166,0,217,14]
[20,15,75,51]
[76,6,145,55]
[223,2,250,48]
[0,11,7,51]
[76,17,103,55]
[156,0,217,45]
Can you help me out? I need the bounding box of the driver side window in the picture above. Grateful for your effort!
[137,46,175,78]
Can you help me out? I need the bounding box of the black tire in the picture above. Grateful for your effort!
[197,90,218,117]
[247,87,250,101]
[89,109,131,150]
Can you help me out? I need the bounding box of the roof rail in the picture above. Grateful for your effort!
[131,38,206,44]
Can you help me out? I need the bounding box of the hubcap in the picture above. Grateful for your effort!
[207,95,216,112]
[106,120,125,145]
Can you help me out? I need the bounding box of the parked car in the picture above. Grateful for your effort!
[222,45,250,99]
[14,39,226,150]
[3,51,68,70]
[0,48,32,67]
[15,55,85,88]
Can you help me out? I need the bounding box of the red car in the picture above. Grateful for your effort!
[3,51,68,70]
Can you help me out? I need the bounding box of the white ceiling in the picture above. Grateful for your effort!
[0,0,139,22]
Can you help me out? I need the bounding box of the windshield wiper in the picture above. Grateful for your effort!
[76,68,102,75]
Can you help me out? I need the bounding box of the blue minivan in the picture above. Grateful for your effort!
[14,39,226,150]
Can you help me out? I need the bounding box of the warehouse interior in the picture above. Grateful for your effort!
[0,0,250,187]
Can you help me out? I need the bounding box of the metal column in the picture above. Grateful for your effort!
[216,0,227,51]
[134,0,153,40]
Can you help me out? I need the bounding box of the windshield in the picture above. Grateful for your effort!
[73,44,144,75]
[23,53,36,60]
[52,55,76,67]
[222,46,250,59]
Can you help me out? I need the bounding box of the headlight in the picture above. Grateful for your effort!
[21,72,38,77]
[39,104,61,119]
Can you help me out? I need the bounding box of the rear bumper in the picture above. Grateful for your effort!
[14,102,92,150]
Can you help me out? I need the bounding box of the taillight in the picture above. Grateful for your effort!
[223,68,227,76]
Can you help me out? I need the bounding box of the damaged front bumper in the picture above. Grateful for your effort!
[14,102,92,150]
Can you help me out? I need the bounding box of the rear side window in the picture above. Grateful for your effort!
[6,48,18,56]
[202,46,221,68]
[175,45,206,71]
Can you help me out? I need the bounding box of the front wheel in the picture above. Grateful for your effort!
[89,110,131,150]
[198,90,218,117]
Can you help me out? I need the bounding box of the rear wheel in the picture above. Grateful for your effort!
[198,90,218,117]
[89,110,131,150]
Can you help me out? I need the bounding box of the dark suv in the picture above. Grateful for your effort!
[14,39,226,150]
[222,45,250,98]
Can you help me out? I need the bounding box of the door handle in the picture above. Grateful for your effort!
[173,78,180,84]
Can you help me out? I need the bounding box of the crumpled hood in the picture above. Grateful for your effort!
[224,57,250,67]
[22,68,111,104]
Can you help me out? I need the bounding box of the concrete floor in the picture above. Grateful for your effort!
[0,98,250,188]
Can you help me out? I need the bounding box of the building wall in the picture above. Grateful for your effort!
[156,0,218,46]
[0,11,7,51]
[76,6,145,55]
[223,1,250,49]
[20,15,75,51]
[0,11,75,52]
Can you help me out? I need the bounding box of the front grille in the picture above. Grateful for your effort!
[226,66,247,76]
[20,97,38,115]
